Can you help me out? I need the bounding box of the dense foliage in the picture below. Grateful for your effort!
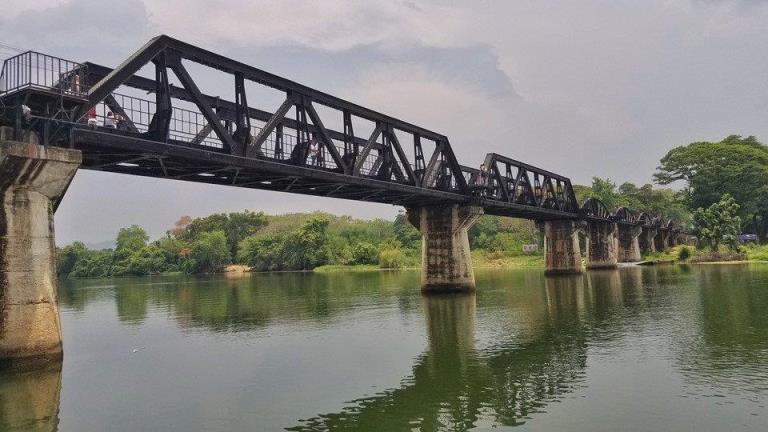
[58,211,543,278]
[57,134,768,277]
[574,178,690,225]
[655,135,768,241]
[691,194,742,252]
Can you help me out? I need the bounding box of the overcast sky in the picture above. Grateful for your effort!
[2,0,767,246]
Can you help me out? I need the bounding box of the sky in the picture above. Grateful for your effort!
[2,0,767,246]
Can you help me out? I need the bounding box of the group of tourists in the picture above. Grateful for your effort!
[84,107,129,130]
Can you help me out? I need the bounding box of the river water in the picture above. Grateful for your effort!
[1,264,768,431]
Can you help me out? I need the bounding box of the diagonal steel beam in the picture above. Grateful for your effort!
[103,94,139,133]
[387,126,416,185]
[353,123,384,175]
[423,147,442,188]
[167,54,237,153]
[190,124,213,146]
[249,95,295,156]
[87,36,167,109]
[304,100,347,173]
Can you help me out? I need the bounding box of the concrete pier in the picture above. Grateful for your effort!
[585,221,618,269]
[407,205,483,292]
[0,139,81,369]
[639,227,656,256]
[542,220,583,275]
[617,224,642,262]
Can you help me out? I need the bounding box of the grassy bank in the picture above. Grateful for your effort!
[642,244,768,264]
[312,253,545,272]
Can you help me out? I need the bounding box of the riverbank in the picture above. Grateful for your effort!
[310,253,545,273]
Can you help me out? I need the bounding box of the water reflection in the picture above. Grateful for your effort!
[0,365,61,432]
[289,287,590,431]
[675,264,768,396]
[60,271,422,331]
[3,265,768,431]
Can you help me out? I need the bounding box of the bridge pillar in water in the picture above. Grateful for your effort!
[407,205,483,293]
[639,227,656,256]
[584,221,618,269]
[541,220,583,275]
[0,138,81,369]
[617,224,642,262]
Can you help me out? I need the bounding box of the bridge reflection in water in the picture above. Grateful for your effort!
[3,265,768,431]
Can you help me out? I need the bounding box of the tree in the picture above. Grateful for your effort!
[691,194,741,252]
[655,135,768,241]
[176,211,267,257]
[122,245,167,275]
[237,233,287,271]
[57,242,89,276]
[284,217,330,269]
[589,177,625,210]
[186,231,231,274]
[393,212,420,249]
[115,225,149,260]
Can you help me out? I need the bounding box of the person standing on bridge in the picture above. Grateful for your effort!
[104,111,116,128]
[86,106,98,127]
[475,163,489,197]
[309,135,321,167]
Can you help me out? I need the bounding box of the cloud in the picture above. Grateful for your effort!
[4,0,768,243]
[0,0,152,63]
[143,0,476,51]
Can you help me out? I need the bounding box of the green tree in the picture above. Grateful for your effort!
[350,242,378,265]
[572,184,593,205]
[123,245,167,275]
[589,177,625,211]
[655,135,768,241]
[692,194,742,252]
[186,231,231,274]
[115,225,149,260]
[70,250,115,278]
[393,212,420,249]
[177,211,267,257]
[283,217,330,270]
[237,233,287,271]
[57,241,89,276]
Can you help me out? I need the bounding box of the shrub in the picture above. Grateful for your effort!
[185,231,231,274]
[378,247,406,269]
[677,246,691,261]
[350,242,378,265]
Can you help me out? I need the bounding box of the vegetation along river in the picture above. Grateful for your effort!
[1,264,767,431]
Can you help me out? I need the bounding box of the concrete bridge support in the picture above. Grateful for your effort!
[639,227,656,256]
[407,205,483,293]
[0,139,81,369]
[541,220,583,275]
[585,221,618,269]
[617,224,642,262]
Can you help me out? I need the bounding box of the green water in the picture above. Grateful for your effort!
[1,265,768,431]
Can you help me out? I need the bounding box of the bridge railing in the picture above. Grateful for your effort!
[91,90,414,180]
[0,51,87,97]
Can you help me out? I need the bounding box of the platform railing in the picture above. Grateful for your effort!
[0,51,87,97]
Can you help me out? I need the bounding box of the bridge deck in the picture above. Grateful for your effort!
[71,126,576,220]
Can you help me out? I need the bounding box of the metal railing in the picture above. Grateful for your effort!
[0,51,87,97]
[90,91,418,180]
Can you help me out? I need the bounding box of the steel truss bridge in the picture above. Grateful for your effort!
[0,35,681,232]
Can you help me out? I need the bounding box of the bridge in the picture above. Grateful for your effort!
[0,36,688,367]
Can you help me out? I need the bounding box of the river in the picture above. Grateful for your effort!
[1,264,767,431]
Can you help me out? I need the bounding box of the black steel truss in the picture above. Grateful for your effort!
[0,35,681,227]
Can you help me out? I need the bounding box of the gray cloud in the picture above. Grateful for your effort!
[3,0,768,244]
